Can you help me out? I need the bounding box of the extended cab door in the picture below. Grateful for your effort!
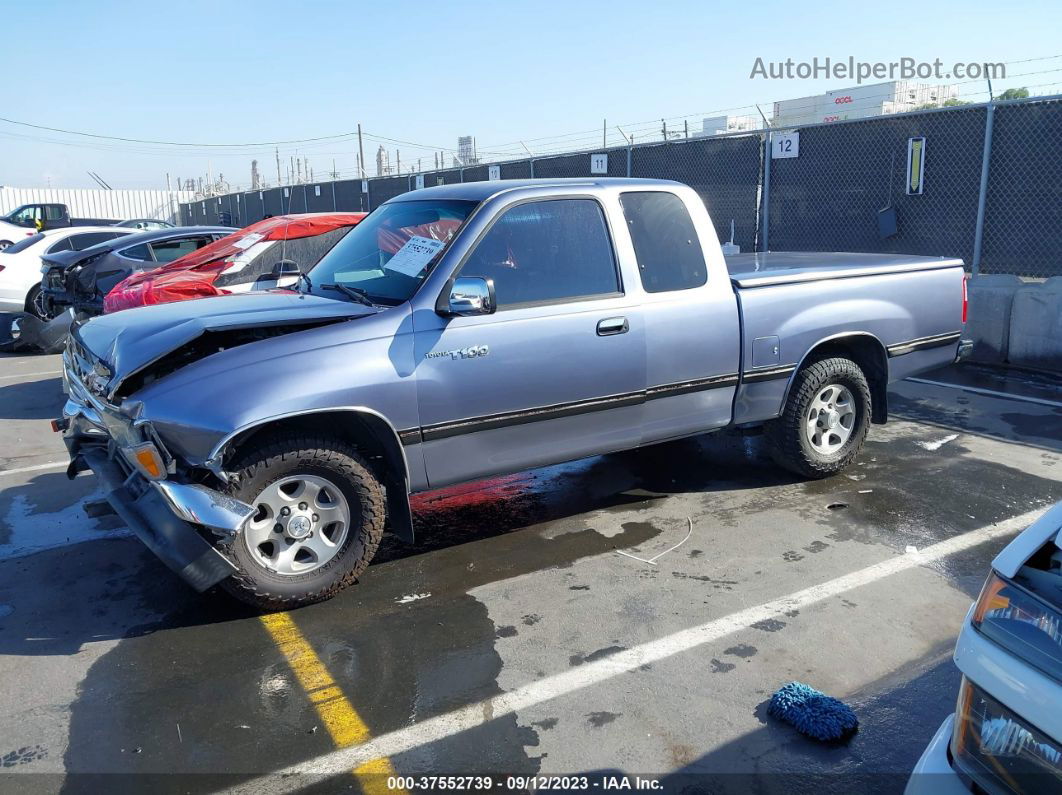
[41,204,69,230]
[618,189,741,442]
[413,197,646,488]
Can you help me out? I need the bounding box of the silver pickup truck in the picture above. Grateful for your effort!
[57,178,971,608]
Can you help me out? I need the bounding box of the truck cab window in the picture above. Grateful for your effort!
[461,199,620,308]
[44,205,65,221]
[9,206,41,227]
[620,191,707,293]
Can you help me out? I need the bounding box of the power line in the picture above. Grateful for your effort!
[0,116,359,148]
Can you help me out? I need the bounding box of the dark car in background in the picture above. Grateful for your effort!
[40,226,234,318]
[115,218,175,231]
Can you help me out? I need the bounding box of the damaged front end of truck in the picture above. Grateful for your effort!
[57,292,374,590]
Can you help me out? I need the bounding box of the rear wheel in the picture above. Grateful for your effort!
[220,434,386,610]
[0,241,12,251]
[766,356,871,479]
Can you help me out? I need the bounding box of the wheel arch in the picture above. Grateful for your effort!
[783,332,889,424]
[210,407,415,543]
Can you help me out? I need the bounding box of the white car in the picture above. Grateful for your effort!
[0,227,134,317]
[907,501,1062,794]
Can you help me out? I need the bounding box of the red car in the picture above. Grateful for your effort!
[104,212,366,313]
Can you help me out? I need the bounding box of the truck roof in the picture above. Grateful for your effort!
[386,177,683,203]
[726,251,965,287]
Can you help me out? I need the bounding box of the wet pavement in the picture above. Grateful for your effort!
[0,346,1060,793]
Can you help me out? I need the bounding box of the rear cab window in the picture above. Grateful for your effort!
[619,191,707,292]
[460,198,621,309]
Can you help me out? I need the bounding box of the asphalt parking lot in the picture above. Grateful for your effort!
[1,343,1060,793]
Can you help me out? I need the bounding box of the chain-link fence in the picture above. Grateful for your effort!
[182,94,1062,278]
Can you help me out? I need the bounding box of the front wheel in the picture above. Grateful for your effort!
[766,356,871,479]
[0,240,12,251]
[220,434,386,610]
[24,284,50,320]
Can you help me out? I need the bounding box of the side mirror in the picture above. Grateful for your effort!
[442,276,496,316]
[272,260,301,277]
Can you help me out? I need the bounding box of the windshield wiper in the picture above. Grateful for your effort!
[321,283,376,307]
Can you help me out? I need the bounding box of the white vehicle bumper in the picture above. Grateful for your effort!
[905,714,969,795]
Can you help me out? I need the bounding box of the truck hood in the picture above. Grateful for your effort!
[992,501,1062,579]
[72,290,376,399]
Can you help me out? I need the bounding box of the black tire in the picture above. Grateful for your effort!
[24,284,49,320]
[766,356,871,479]
[220,433,386,610]
[0,240,12,251]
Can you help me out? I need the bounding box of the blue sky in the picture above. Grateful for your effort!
[3,0,1060,189]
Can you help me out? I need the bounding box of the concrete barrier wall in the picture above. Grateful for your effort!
[962,275,1062,372]
[1008,277,1062,371]
[967,275,1023,364]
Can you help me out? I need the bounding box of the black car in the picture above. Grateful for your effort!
[40,226,234,317]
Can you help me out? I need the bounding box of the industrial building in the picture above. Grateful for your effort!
[772,81,961,127]
[696,115,761,136]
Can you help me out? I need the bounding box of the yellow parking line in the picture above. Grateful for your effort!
[260,612,405,795]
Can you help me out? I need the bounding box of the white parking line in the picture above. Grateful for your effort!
[906,377,1062,409]
[230,506,1046,792]
[0,461,67,477]
[0,370,62,380]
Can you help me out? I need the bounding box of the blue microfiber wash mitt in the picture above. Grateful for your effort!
[767,681,859,741]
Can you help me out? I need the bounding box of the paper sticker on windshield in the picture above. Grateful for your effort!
[233,232,265,250]
[384,236,445,277]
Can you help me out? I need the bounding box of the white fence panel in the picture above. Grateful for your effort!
[0,188,195,223]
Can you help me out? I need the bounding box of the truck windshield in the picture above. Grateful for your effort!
[306,199,477,305]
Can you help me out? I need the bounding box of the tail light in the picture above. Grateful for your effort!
[962,274,969,324]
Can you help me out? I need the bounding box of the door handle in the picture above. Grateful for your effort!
[597,316,629,336]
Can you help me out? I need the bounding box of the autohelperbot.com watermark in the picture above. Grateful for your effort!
[750,56,1005,83]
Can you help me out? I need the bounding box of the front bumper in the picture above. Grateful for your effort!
[905,715,970,795]
[76,445,238,591]
[61,363,251,591]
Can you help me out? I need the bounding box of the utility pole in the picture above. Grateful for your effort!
[290,156,295,185]
[603,119,607,148]
[396,150,401,174]
[166,173,171,191]
[684,120,689,139]
[661,119,667,140]
[357,123,366,179]
[275,148,282,185]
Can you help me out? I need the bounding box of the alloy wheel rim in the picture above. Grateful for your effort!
[32,290,49,319]
[804,384,856,455]
[243,474,351,575]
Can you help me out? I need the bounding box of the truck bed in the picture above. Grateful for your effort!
[725,251,967,425]
[725,251,964,288]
